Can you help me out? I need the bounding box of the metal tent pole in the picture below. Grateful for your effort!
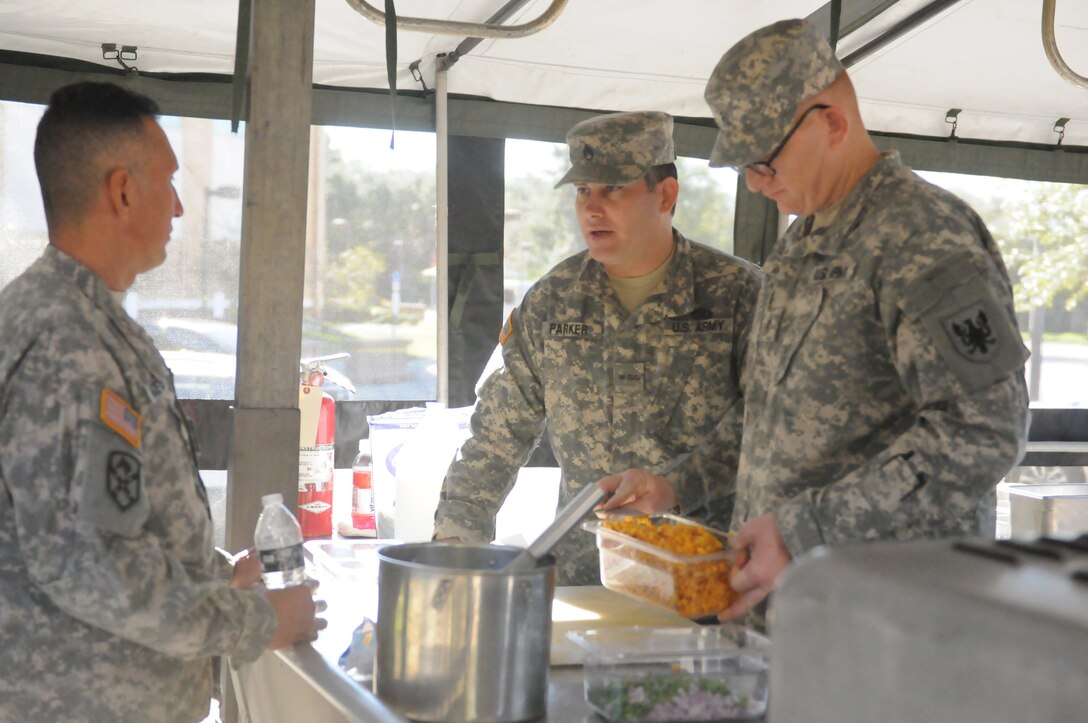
[435,55,450,405]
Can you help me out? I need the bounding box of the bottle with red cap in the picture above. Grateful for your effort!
[351,440,377,536]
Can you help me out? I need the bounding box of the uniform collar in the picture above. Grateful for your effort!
[42,244,139,330]
[572,229,698,319]
[644,229,698,319]
[792,151,902,256]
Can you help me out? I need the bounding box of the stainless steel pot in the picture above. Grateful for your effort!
[374,542,556,722]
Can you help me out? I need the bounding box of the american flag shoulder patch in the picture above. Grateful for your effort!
[499,307,516,346]
[100,388,142,448]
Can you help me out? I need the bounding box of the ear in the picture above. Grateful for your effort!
[657,176,679,214]
[105,166,133,218]
[823,106,850,150]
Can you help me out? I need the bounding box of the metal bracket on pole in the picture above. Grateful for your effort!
[344,0,568,38]
[1043,0,1088,89]
[408,59,431,94]
[101,43,139,75]
[1053,117,1070,148]
[944,108,961,140]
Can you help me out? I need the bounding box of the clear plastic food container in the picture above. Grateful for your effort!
[583,514,735,618]
[304,538,392,582]
[567,625,770,722]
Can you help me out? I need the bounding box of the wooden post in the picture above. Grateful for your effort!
[226,0,315,547]
[221,3,315,721]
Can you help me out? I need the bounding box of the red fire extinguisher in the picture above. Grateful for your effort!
[297,355,354,539]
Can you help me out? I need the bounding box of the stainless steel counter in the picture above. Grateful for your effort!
[230,540,688,722]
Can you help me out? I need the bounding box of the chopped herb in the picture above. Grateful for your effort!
[587,673,764,721]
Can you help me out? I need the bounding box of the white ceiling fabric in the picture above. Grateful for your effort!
[2,0,1087,146]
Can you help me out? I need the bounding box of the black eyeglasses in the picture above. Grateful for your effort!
[744,104,830,178]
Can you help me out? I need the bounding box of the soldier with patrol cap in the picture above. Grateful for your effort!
[0,82,323,721]
[603,19,1030,619]
[433,110,762,585]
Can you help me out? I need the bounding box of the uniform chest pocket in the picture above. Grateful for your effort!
[656,331,734,425]
[541,324,604,381]
[772,285,826,383]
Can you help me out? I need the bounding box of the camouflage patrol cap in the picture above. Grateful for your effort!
[704,18,844,168]
[554,111,675,188]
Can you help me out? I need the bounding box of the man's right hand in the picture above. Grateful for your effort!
[595,469,677,514]
[265,580,327,649]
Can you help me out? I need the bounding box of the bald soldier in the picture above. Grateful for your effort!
[599,19,1029,618]
[0,82,322,721]
[433,111,762,585]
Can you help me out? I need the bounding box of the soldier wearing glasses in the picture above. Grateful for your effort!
[711,18,1030,618]
[600,19,1029,621]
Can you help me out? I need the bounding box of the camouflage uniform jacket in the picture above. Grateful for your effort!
[0,247,276,723]
[735,153,1030,557]
[434,231,763,584]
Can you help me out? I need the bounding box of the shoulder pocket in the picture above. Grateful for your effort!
[903,255,1027,392]
[75,421,150,537]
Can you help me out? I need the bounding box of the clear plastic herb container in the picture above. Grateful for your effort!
[304,538,392,582]
[567,625,770,722]
[583,514,736,618]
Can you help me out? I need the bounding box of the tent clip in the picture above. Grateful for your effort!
[944,108,962,140]
[1053,117,1070,147]
[101,43,139,75]
[408,60,431,95]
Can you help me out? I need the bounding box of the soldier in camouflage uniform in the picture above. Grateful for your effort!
[706,20,1031,617]
[0,82,321,722]
[600,19,1030,620]
[433,111,763,585]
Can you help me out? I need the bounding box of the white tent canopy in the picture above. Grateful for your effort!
[2,0,1088,147]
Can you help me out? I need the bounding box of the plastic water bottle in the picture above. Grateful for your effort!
[351,440,377,536]
[254,493,306,589]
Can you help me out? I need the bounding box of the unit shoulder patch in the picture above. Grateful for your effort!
[942,306,998,362]
[106,451,142,511]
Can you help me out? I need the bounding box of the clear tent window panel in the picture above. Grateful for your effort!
[309,126,438,401]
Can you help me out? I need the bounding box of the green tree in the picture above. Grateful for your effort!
[998,182,1088,312]
[325,145,436,306]
[326,245,386,312]
[674,159,736,252]
[505,182,582,281]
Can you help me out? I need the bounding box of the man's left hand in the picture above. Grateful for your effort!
[719,513,791,620]
[230,548,263,590]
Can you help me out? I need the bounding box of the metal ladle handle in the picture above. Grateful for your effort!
[504,483,606,572]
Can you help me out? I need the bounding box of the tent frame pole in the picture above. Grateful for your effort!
[841,0,965,68]
[435,54,451,405]
[344,0,567,38]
